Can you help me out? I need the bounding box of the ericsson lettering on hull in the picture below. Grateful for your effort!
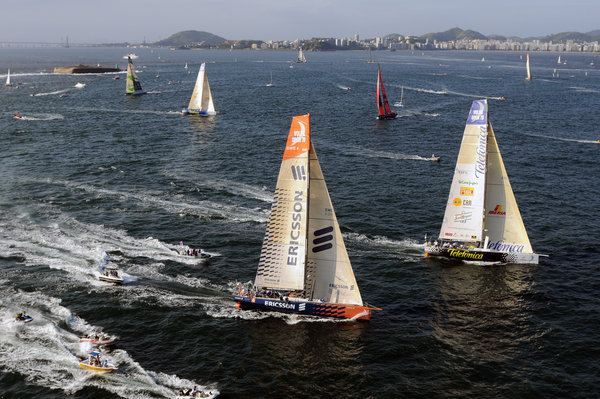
[265,300,296,310]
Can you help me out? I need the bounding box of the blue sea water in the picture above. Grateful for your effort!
[0,47,599,398]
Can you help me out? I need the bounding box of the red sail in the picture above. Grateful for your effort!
[377,65,394,118]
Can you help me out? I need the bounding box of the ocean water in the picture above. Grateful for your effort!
[1,47,599,398]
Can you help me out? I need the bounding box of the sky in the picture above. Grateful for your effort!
[1,0,599,44]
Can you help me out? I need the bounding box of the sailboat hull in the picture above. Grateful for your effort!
[376,113,397,120]
[233,296,372,320]
[182,109,216,116]
[125,90,146,96]
[425,245,539,264]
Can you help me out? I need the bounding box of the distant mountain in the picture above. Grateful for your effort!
[154,30,226,47]
[420,27,487,42]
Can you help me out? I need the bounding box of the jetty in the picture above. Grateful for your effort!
[53,64,120,74]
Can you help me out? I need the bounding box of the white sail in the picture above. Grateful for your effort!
[438,100,488,242]
[525,53,531,81]
[255,115,310,290]
[483,122,534,253]
[5,69,10,86]
[304,146,363,306]
[187,63,216,114]
[297,47,306,63]
[125,57,144,95]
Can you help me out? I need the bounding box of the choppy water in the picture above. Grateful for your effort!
[1,48,599,398]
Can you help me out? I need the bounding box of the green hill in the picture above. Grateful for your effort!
[154,30,226,47]
[420,27,487,42]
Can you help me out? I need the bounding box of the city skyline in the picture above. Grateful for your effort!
[1,0,599,44]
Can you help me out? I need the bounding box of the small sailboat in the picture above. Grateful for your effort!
[125,56,146,95]
[233,114,380,321]
[424,99,540,264]
[557,55,561,64]
[184,62,188,69]
[376,65,397,120]
[296,47,307,63]
[366,48,376,63]
[182,63,216,116]
[79,351,115,372]
[525,53,532,81]
[5,68,12,86]
[481,57,485,62]
[266,72,275,87]
[393,86,405,108]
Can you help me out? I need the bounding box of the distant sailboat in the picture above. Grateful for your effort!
[393,86,405,108]
[182,62,216,116]
[366,48,376,63]
[125,57,146,95]
[5,68,11,86]
[376,64,397,120]
[424,99,540,264]
[525,53,532,81]
[184,62,188,69]
[296,47,307,63]
[233,114,380,320]
[481,57,485,62]
[557,55,561,64]
[266,72,275,87]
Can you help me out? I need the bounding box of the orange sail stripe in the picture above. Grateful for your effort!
[283,114,310,160]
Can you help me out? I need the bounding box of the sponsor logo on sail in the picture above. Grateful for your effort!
[488,205,506,215]
[463,199,472,206]
[312,226,333,253]
[460,187,474,196]
[454,211,472,223]
[479,240,525,253]
[291,164,307,180]
[287,191,304,266]
[459,179,478,186]
[468,100,487,124]
[453,198,462,206]
[291,121,307,146]
[265,300,296,310]
[474,126,487,179]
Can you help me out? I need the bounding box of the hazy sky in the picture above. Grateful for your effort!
[1,0,598,44]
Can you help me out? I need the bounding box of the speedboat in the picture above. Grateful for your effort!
[98,266,124,284]
[14,113,22,119]
[14,313,33,323]
[426,155,441,162]
[180,248,211,259]
[79,332,117,345]
[79,351,115,372]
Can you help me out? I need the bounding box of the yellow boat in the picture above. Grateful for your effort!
[79,351,115,372]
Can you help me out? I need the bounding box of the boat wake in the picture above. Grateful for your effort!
[31,89,70,97]
[14,113,64,121]
[25,177,268,223]
[570,86,600,94]
[73,107,181,116]
[0,288,218,398]
[339,145,440,162]
[443,89,504,100]
[523,132,599,144]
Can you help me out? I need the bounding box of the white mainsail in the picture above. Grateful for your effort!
[305,146,363,306]
[255,115,310,290]
[483,122,534,253]
[297,47,306,63]
[187,63,216,115]
[438,100,488,243]
[5,69,11,86]
[525,53,531,81]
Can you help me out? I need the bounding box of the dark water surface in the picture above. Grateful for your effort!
[1,48,599,398]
